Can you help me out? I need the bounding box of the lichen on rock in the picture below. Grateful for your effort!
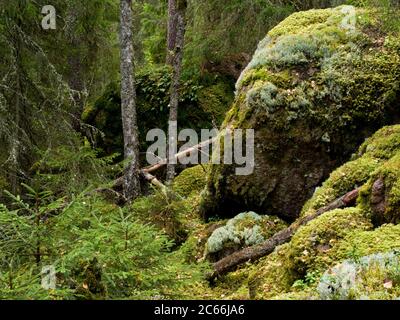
[205,212,287,262]
[318,251,400,300]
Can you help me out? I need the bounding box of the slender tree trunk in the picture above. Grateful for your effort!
[119,0,141,201]
[166,0,187,184]
[166,0,177,65]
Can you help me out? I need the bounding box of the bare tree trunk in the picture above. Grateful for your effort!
[166,0,187,184]
[166,0,177,65]
[119,0,141,201]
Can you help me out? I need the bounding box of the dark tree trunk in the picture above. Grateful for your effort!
[166,0,187,184]
[119,0,141,201]
[65,5,85,132]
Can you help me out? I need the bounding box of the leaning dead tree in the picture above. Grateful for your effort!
[208,188,361,280]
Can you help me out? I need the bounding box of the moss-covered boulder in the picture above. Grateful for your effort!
[205,211,287,262]
[358,154,400,227]
[173,165,208,198]
[201,6,400,221]
[287,208,373,276]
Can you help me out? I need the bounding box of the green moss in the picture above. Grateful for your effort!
[240,68,292,90]
[248,244,297,299]
[267,8,344,37]
[357,125,400,161]
[317,251,400,300]
[288,208,373,275]
[198,82,235,124]
[334,224,400,261]
[302,125,400,218]
[173,165,208,198]
[358,154,400,225]
[130,193,190,244]
[271,288,316,300]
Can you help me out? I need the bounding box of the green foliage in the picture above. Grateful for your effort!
[0,188,207,299]
[333,223,400,260]
[292,271,320,290]
[31,140,120,197]
[288,208,373,275]
[141,1,168,64]
[130,191,190,244]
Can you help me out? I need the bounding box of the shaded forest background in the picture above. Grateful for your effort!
[1,0,399,299]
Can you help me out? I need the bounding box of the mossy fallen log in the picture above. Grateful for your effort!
[208,188,360,280]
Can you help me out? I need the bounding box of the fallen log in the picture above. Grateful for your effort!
[143,136,217,174]
[107,171,169,202]
[110,137,217,190]
[142,126,233,174]
[141,170,168,192]
[207,188,361,280]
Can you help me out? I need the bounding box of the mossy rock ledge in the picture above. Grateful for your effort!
[201,6,400,221]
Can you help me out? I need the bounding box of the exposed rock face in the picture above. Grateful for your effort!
[201,6,400,221]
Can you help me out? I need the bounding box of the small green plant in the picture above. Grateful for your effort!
[292,271,320,290]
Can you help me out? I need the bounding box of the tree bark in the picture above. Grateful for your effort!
[166,0,178,65]
[119,0,141,202]
[208,188,361,280]
[166,0,187,184]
